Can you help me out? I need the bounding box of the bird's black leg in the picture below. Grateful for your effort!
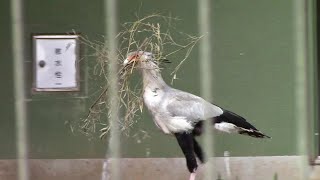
[174,132,198,173]
[193,137,206,163]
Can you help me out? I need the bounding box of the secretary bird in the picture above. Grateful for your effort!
[123,51,270,180]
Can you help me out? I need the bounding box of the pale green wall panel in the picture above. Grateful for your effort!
[0,0,16,158]
[1,0,312,158]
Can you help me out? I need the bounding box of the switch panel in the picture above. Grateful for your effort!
[33,35,80,91]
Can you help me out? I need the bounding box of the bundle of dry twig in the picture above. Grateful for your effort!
[76,14,202,139]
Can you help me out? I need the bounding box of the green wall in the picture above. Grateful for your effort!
[0,0,15,159]
[1,0,315,158]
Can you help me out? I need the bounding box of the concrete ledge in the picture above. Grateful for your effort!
[0,156,307,180]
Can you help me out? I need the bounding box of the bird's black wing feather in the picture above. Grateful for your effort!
[214,110,258,131]
[214,109,271,138]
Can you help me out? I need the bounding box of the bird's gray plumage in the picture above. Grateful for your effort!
[123,51,270,138]
[124,51,223,134]
[166,89,223,121]
[124,51,270,180]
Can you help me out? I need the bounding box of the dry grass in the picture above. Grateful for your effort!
[76,14,202,139]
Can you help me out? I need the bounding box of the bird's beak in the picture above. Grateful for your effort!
[123,58,129,66]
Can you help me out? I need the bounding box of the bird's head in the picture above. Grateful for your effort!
[123,51,154,67]
[123,51,171,71]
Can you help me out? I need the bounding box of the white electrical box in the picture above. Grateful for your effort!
[33,35,80,91]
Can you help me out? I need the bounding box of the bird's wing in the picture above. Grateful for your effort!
[165,89,223,122]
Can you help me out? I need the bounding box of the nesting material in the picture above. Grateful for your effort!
[77,14,202,138]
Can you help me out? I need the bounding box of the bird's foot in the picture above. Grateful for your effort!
[189,172,196,180]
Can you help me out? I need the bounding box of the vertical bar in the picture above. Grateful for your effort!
[293,0,308,178]
[101,0,120,180]
[316,0,320,158]
[10,0,29,180]
[306,0,317,159]
[198,0,214,179]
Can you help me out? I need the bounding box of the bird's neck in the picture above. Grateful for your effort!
[141,67,168,90]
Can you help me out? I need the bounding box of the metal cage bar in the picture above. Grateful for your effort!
[101,0,121,180]
[198,0,215,179]
[10,0,29,179]
[294,0,309,179]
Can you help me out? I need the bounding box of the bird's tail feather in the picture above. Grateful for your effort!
[213,109,271,139]
[238,128,271,139]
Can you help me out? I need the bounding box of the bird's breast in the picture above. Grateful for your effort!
[143,87,164,110]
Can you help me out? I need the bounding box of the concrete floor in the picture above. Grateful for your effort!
[0,156,313,180]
